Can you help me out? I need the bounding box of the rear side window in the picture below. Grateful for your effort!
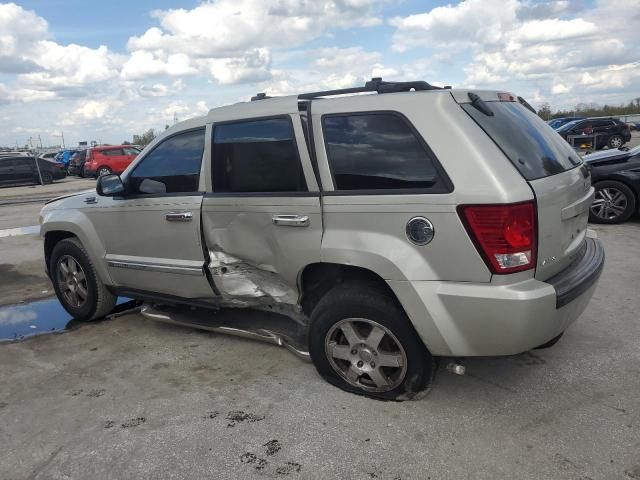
[129,128,204,194]
[462,102,582,180]
[212,117,306,193]
[322,113,450,191]
[101,149,124,156]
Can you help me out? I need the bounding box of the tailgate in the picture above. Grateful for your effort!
[529,165,593,280]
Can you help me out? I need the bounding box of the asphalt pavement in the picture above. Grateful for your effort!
[0,163,639,480]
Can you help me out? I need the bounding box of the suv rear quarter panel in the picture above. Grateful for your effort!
[312,91,534,283]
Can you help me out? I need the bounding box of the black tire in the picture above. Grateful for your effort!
[534,332,563,349]
[40,172,53,184]
[79,166,86,178]
[308,284,434,401]
[50,237,117,321]
[589,180,636,224]
[608,135,624,149]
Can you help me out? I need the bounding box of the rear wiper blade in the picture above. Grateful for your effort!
[517,96,536,114]
[468,92,494,116]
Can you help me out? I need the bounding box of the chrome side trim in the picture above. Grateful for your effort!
[106,260,204,276]
[140,304,311,362]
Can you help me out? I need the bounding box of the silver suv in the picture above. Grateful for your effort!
[40,79,604,400]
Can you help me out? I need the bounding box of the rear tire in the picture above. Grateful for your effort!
[40,172,53,184]
[589,180,636,224]
[608,135,624,149]
[309,284,434,401]
[50,237,117,321]
[97,166,111,177]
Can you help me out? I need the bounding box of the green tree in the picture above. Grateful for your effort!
[537,103,551,120]
[132,128,156,147]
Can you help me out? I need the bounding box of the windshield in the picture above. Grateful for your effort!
[462,101,582,181]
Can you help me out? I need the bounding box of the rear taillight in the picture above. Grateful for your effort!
[458,201,537,274]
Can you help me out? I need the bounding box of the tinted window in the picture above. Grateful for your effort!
[323,113,448,191]
[462,102,582,180]
[212,117,306,193]
[101,148,124,156]
[124,147,140,155]
[129,129,204,194]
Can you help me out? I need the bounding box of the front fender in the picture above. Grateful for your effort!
[40,209,113,286]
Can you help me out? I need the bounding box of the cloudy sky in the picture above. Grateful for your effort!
[0,0,639,147]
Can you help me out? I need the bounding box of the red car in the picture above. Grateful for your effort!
[83,145,140,177]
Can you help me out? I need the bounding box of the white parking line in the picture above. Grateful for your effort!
[0,225,40,238]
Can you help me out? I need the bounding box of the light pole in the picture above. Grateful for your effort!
[52,131,65,149]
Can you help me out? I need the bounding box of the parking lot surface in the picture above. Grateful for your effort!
[1,179,639,480]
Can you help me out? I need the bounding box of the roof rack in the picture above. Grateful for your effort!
[251,78,448,101]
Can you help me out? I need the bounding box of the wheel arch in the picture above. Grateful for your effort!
[41,215,113,286]
[298,263,401,318]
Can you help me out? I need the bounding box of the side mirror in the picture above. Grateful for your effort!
[96,174,124,196]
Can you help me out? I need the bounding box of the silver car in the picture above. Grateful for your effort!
[40,79,604,400]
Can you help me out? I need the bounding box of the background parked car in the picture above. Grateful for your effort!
[56,149,79,168]
[83,145,140,177]
[67,150,88,177]
[584,145,640,224]
[38,152,59,161]
[0,155,66,186]
[547,116,584,129]
[557,118,632,149]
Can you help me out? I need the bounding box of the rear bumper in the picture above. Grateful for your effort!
[389,238,605,357]
[546,238,604,308]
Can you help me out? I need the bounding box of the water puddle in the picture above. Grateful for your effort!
[0,225,40,238]
[0,297,137,342]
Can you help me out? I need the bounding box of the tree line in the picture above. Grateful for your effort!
[537,98,640,120]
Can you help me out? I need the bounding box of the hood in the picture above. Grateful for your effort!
[45,188,96,206]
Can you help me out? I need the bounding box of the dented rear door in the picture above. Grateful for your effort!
[201,102,321,306]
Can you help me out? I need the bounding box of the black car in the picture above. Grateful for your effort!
[0,156,67,187]
[67,149,87,177]
[584,146,640,223]
[557,118,632,150]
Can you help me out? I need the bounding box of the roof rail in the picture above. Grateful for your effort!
[251,78,446,102]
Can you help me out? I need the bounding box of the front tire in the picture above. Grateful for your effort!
[97,166,111,177]
[309,285,434,401]
[589,180,636,224]
[50,237,117,321]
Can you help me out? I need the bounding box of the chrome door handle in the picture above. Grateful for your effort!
[165,211,193,222]
[272,214,310,227]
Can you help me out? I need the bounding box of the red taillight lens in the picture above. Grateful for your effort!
[458,201,537,274]
[497,92,516,102]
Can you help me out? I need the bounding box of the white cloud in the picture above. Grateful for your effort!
[128,0,382,58]
[73,100,110,120]
[390,0,640,106]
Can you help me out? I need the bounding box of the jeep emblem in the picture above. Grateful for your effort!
[406,217,434,246]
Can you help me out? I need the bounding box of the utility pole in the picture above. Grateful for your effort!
[38,134,43,150]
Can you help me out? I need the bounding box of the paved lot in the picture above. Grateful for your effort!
[1,176,639,479]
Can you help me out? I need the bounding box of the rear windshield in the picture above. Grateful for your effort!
[462,101,582,180]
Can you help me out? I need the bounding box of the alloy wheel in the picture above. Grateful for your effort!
[609,136,623,148]
[591,187,628,221]
[324,318,407,393]
[98,167,111,176]
[56,255,89,308]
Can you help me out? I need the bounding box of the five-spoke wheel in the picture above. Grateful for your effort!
[325,318,407,392]
[309,285,434,400]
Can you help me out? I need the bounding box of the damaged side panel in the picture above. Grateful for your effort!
[200,195,322,320]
